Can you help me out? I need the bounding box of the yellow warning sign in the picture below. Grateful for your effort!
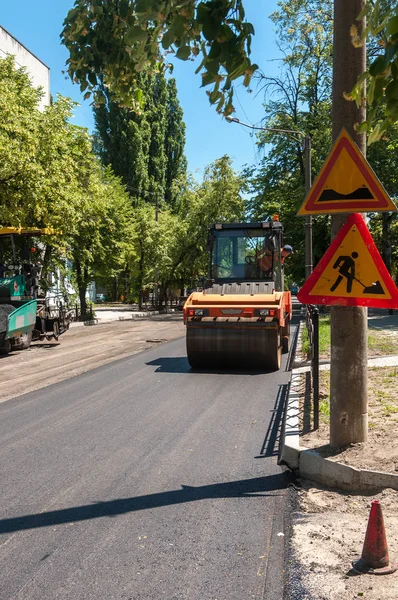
[297,214,398,308]
[298,129,397,215]
[311,227,390,299]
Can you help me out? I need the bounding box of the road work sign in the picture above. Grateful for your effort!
[297,213,398,308]
[297,129,397,215]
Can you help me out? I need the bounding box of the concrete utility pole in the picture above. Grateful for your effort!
[330,0,367,446]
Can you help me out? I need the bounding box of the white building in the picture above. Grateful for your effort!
[0,25,50,110]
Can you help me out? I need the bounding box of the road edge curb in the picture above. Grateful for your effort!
[69,309,174,328]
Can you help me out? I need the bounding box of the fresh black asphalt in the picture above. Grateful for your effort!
[0,330,296,599]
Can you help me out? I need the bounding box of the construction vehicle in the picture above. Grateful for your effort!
[0,228,73,354]
[183,220,292,370]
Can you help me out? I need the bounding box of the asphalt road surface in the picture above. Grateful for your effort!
[0,325,295,600]
[0,315,186,403]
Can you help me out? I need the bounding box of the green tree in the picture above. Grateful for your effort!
[165,78,187,207]
[146,71,168,201]
[245,0,333,284]
[62,1,398,139]
[69,164,135,315]
[0,55,137,316]
[129,202,158,308]
[351,1,398,142]
[166,155,245,291]
[93,73,186,208]
[0,56,42,226]
[0,56,85,235]
[93,79,151,199]
[61,0,258,115]
[129,155,245,307]
[367,130,398,276]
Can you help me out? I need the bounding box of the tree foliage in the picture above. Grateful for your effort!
[246,0,333,284]
[93,72,186,208]
[129,155,245,306]
[0,56,135,314]
[351,1,398,142]
[93,78,151,197]
[62,1,398,138]
[174,154,245,280]
[70,164,135,309]
[0,56,86,233]
[246,0,398,283]
[61,0,258,115]
[165,78,187,207]
[367,128,398,277]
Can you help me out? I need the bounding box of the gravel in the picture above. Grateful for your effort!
[0,304,15,334]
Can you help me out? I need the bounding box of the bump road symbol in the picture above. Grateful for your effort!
[297,129,397,215]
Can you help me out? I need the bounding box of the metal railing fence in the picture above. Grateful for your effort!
[306,305,320,430]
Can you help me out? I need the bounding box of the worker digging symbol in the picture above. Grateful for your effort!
[330,251,384,295]
[297,214,398,308]
[330,252,358,293]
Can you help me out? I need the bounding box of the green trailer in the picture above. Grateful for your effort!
[0,227,73,354]
[0,299,37,353]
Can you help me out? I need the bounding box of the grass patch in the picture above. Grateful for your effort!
[301,315,330,357]
[319,399,330,421]
[318,371,331,424]
[316,367,398,424]
[301,325,310,355]
[304,317,398,357]
[368,331,398,355]
[319,316,331,355]
[382,403,398,416]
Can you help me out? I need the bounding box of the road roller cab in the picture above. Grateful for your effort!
[183,220,292,370]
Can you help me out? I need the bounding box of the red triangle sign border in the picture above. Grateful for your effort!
[297,128,396,215]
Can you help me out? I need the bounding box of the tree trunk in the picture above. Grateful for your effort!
[75,259,88,318]
[137,242,144,310]
[159,281,170,309]
[158,284,164,309]
[113,276,118,302]
[330,0,368,447]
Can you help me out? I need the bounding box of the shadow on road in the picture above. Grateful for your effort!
[0,342,61,359]
[0,473,288,535]
[256,383,289,459]
[30,343,61,350]
[146,356,275,375]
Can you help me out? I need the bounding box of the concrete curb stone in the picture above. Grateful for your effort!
[280,312,398,491]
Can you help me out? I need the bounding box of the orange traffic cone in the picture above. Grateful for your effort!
[352,500,397,575]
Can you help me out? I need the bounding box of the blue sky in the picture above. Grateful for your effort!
[0,0,281,179]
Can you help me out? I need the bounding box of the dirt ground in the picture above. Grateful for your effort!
[301,313,398,472]
[0,313,185,403]
[291,312,398,599]
[301,365,398,473]
[291,481,398,600]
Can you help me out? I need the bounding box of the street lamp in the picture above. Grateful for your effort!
[226,116,313,278]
